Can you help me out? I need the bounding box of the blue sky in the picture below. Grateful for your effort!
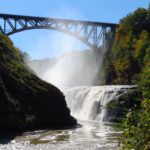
[0,0,149,59]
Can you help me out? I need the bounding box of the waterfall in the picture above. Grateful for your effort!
[25,50,135,122]
[63,85,135,122]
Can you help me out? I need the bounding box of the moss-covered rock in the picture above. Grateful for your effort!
[0,33,77,133]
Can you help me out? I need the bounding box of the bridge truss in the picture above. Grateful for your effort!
[0,13,118,50]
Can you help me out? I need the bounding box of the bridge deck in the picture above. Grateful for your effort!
[0,13,118,27]
[0,13,118,50]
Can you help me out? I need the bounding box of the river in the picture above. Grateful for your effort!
[0,85,135,150]
[0,121,119,150]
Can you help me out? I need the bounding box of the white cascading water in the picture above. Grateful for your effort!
[63,85,135,122]
[26,49,135,122]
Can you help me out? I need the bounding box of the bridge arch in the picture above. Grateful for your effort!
[7,26,94,49]
[0,13,118,50]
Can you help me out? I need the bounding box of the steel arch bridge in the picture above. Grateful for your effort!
[0,13,118,50]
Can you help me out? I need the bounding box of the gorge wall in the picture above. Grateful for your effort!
[0,33,76,134]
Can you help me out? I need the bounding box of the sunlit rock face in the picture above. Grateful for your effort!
[0,33,76,133]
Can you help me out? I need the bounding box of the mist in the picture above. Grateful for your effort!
[26,48,105,88]
[24,6,105,88]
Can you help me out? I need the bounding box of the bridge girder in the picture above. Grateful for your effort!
[0,13,118,50]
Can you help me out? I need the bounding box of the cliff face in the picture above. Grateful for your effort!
[0,33,76,133]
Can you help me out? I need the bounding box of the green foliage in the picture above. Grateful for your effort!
[0,32,14,49]
[140,62,150,99]
[105,7,150,85]
[120,98,150,150]
[103,6,150,149]
[119,62,150,149]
